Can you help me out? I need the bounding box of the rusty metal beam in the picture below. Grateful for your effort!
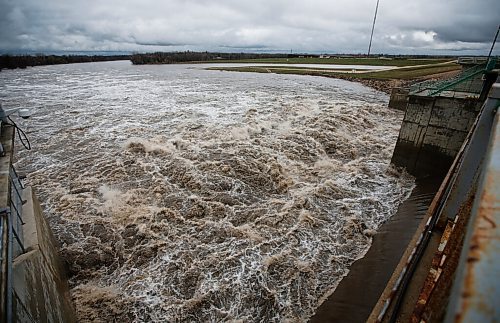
[446,83,500,322]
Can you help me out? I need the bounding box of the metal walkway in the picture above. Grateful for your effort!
[409,58,498,97]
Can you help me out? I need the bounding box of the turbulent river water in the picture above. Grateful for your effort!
[0,60,414,322]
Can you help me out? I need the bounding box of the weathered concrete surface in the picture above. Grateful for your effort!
[388,87,409,111]
[11,187,76,323]
[391,95,481,177]
[0,125,14,320]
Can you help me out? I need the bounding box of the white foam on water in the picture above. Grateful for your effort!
[0,61,414,322]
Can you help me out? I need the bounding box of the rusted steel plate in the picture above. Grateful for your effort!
[450,84,500,323]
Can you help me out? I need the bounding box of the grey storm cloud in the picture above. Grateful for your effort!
[0,0,499,55]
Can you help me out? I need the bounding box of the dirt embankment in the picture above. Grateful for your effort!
[348,78,413,94]
[333,69,461,94]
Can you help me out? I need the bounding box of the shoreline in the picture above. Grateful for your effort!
[330,69,461,94]
[332,76,412,94]
[205,64,461,94]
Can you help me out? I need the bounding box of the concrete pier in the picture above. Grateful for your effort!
[388,87,409,111]
[370,81,500,323]
[391,95,482,177]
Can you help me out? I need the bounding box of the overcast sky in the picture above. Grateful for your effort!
[1,0,499,55]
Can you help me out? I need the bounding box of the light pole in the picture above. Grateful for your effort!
[368,0,380,57]
[486,25,499,63]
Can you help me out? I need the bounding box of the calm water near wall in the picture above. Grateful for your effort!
[311,178,439,322]
[0,60,414,322]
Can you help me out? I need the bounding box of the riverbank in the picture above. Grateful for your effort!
[130,52,453,67]
[340,68,461,93]
[0,55,130,71]
[207,62,460,94]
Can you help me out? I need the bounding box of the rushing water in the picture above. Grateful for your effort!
[0,60,414,322]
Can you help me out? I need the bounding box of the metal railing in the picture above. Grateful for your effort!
[409,57,499,97]
[9,166,26,257]
[409,63,487,96]
[457,57,489,65]
[0,165,27,322]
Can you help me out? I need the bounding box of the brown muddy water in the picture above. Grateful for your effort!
[311,178,440,322]
[1,60,414,322]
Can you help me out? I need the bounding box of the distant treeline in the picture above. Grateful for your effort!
[130,51,458,65]
[131,52,292,64]
[1,52,461,70]
[0,54,131,71]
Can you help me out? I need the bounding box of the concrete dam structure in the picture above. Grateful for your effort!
[391,59,498,178]
[371,78,499,323]
[0,126,76,322]
[0,58,498,322]
[312,59,500,322]
[391,95,481,177]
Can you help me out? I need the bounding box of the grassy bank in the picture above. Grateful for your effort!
[203,57,453,67]
[0,54,131,71]
[130,51,455,66]
[207,62,460,80]
[206,60,461,94]
[353,63,460,79]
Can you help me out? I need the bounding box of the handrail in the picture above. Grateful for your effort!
[428,68,485,96]
[9,166,25,257]
[408,61,493,96]
[0,123,27,323]
[0,212,7,322]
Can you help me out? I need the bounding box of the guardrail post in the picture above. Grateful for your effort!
[0,208,13,323]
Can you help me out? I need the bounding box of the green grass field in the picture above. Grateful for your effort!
[354,64,460,79]
[202,57,453,67]
[207,61,461,80]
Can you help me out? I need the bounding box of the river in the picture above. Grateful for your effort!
[0,60,414,322]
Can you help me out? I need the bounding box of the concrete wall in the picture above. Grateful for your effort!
[11,187,76,323]
[391,95,481,177]
[388,87,409,111]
